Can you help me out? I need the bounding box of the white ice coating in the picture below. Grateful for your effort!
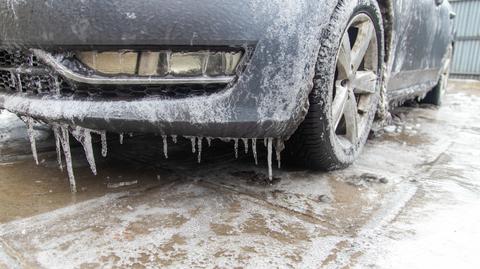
[242,138,249,154]
[162,135,168,159]
[267,138,273,181]
[252,138,258,165]
[25,117,39,165]
[234,138,239,159]
[119,133,124,145]
[71,126,97,175]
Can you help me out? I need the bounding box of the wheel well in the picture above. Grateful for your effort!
[376,0,394,66]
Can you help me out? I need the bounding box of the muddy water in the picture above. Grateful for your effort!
[1,80,480,268]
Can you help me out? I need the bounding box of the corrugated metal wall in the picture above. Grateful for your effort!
[450,0,480,80]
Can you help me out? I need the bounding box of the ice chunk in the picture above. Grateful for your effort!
[107,180,138,189]
[119,133,124,145]
[71,127,97,175]
[25,117,39,165]
[242,138,249,154]
[252,138,258,165]
[162,135,168,159]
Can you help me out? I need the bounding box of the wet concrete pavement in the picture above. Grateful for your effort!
[0,80,479,268]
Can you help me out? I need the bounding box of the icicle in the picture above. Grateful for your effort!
[36,80,42,93]
[275,139,285,169]
[53,75,61,95]
[25,117,39,165]
[119,133,124,145]
[162,135,168,159]
[100,131,107,157]
[172,135,178,144]
[264,138,268,147]
[267,138,273,181]
[16,74,22,92]
[234,138,239,159]
[188,136,196,153]
[197,137,203,163]
[252,138,258,165]
[59,125,77,193]
[52,126,63,171]
[206,137,212,147]
[9,71,16,88]
[71,127,97,175]
[242,138,249,154]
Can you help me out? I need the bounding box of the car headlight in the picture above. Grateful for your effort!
[76,50,244,77]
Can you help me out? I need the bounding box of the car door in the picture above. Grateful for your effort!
[387,0,452,93]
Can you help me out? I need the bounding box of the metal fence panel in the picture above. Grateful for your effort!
[450,0,480,80]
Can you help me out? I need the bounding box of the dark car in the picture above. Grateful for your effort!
[0,0,454,187]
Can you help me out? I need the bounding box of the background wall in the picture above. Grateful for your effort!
[450,0,480,80]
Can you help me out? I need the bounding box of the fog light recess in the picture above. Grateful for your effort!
[76,50,244,77]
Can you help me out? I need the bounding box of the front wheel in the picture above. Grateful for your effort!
[286,0,384,170]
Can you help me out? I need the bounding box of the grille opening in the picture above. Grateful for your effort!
[0,49,39,67]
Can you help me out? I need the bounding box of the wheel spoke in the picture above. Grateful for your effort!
[344,90,359,143]
[332,82,349,129]
[351,21,374,72]
[352,71,377,94]
[337,34,352,80]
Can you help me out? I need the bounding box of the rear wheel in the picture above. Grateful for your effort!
[419,44,452,106]
[286,0,384,170]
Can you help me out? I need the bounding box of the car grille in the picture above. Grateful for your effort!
[0,49,40,67]
[0,49,227,99]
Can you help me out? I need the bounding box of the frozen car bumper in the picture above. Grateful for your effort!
[0,0,336,139]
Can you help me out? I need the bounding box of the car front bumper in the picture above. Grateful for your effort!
[0,0,336,139]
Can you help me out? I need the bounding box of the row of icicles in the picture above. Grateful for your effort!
[24,118,285,193]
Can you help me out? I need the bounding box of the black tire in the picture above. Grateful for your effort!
[419,45,452,106]
[285,0,384,170]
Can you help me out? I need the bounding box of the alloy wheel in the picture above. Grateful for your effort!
[333,13,379,147]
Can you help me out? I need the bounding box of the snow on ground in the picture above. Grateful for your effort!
[0,81,479,268]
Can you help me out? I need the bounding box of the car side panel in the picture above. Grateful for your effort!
[387,0,452,93]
